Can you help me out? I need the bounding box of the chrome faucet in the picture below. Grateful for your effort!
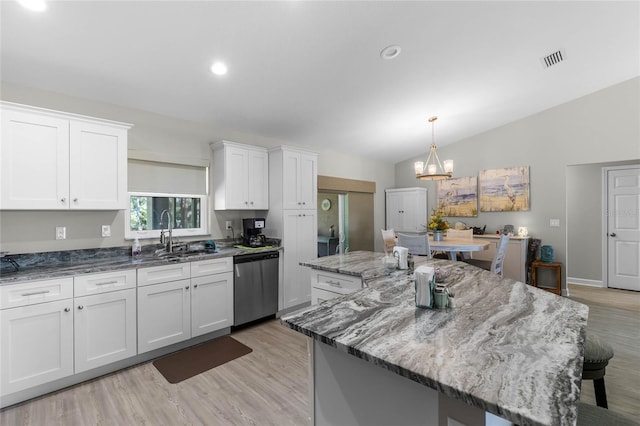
[159,209,173,253]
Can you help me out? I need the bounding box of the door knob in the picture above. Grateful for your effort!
[610,233,617,237]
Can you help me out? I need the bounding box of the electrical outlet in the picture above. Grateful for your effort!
[101,225,111,237]
[550,218,560,227]
[225,221,232,230]
[56,226,66,240]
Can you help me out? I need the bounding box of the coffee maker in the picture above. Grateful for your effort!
[242,218,267,247]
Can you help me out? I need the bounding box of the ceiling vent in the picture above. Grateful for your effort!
[541,49,566,68]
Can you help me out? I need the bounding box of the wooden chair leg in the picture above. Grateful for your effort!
[594,378,608,409]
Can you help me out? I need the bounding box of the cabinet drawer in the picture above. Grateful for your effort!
[1,278,73,309]
[191,257,233,277]
[137,263,190,287]
[314,271,361,291]
[74,269,136,297]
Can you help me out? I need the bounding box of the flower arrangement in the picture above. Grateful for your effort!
[428,209,450,232]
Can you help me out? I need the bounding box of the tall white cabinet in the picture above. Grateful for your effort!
[211,140,269,210]
[385,187,428,233]
[0,102,131,210]
[269,146,318,310]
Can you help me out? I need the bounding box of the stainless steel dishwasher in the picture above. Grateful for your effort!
[233,251,279,326]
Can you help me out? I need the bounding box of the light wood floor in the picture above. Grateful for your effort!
[568,283,640,420]
[0,320,310,426]
[2,285,638,425]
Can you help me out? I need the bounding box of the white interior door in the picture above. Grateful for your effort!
[607,166,640,291]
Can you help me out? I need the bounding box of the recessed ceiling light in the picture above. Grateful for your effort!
[380,45,401,60]
[210,62,228,76]
[17,0,47,12]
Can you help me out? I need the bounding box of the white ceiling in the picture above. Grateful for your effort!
[2,1,639,163]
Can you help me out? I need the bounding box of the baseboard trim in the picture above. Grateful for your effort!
[567,277,604,288]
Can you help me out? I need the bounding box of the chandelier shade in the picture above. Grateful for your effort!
[414,116,453,180]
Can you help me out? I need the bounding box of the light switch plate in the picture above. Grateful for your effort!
[101,225,111,237]
[550,218,560,227]
[56,226,66,240]
[225,221,232,230]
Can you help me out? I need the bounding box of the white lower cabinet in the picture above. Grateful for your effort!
[1,278,74,396]
[74,288,137,373]
[310,270,362,304]
[137,258,233,353]
[137,278,191,354]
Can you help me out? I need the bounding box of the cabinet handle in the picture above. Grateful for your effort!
[21,290,50,296]
[610,233,617,237]
[73,198,78,203]
[60,198,66,203]
[78,305,84,310]
[327,280,342,287]
[194,284,198,288]
[64,308,70,312]
[185,286,190,290]
[95,280,118,286]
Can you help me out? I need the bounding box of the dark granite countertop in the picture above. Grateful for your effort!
[0,243,281,285]
[284,251,589,426]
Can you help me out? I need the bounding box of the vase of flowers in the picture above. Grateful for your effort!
[428,209,449,241]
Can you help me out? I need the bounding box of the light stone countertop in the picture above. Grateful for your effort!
[283,250,589,426]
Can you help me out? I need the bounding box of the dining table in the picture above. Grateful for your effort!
[429,236,491,260]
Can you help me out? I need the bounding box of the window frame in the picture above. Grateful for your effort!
[125,191,209,240]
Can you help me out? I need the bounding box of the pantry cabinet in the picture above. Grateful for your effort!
[211,141,269,210]
[0,102,131,210]
[0,278,74,396]
[282,210,317,308]
[385,187,428,233]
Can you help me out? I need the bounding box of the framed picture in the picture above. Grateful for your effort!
[479,166,530,212]
[436,176,478,217]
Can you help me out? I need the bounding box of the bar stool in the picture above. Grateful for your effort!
[582,332,614,409]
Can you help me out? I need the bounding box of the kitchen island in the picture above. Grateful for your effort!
[282,251,588,426]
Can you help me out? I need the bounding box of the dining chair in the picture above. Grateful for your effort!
[464,234,510,275]
[445,229,473,259]
[397,233,432,258]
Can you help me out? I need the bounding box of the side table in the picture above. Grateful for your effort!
[531,260,562,295]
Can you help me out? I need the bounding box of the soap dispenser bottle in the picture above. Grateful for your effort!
[132,238,142,257]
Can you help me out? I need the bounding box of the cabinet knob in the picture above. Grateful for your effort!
[73,198,78,203]
[185,286,190,290]
[250,201,254,205]
[77,305,84,310]
[302,201,306,205]
[61,198,66,203]
[64,307,70,312]
[610,233,617,237]
[194,284,198,288]
[245,201,249,205]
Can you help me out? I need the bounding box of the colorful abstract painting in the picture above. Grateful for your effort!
[437,176,478,217]
[479,166,530,212]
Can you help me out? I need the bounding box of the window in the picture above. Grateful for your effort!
[126,192,208,239]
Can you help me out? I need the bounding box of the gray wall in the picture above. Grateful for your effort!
[395,77,640,291]
[0,82,395,254]
[566,160,640,284]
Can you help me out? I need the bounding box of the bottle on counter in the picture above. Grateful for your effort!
[132,238,142,257]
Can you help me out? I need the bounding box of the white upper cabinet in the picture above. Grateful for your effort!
[385,187,428,233]
[211,141,269,210]
[271,147,317,210]
[0,102,131,210]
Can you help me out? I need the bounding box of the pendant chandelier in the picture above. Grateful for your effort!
[414,116,453,180]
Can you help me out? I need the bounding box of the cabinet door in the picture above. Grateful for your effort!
[1,299,74,396]
[282,151,301,209]
[69,121,127,210]
[137,279,191,354]
[224,145,250,209]
[0,109,70,210]
[402,190,428,232]
[283,211,316,308]
[247,148,269,209]
[74,289,137,373]
[386,191,404,231]
[298,153,317,209]
[191,272,233,337]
